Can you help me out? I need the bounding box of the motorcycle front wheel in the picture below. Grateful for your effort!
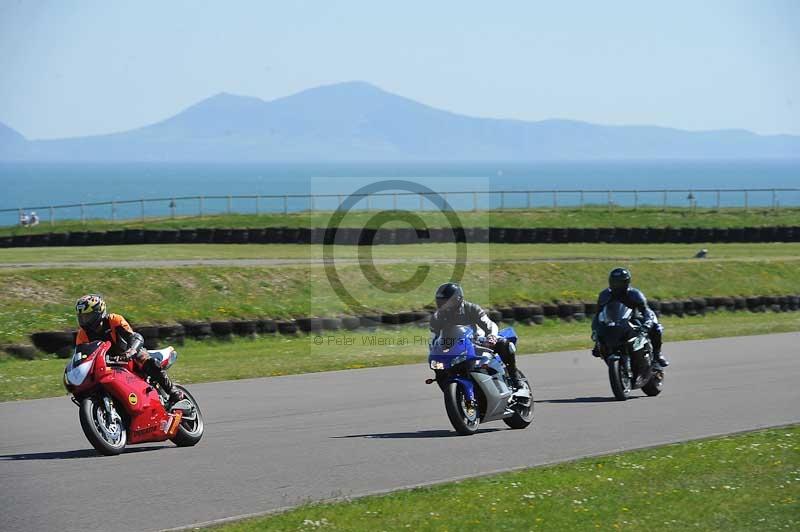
[79,395,127,456]
[444,381,480,435]
[608,358,632,401]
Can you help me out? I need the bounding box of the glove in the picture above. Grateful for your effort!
[484,335,498,347]
[123,347,138,359]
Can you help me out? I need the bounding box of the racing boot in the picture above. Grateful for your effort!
[653,351,670,368]
[143,357,185,408]
[505,363,521,390]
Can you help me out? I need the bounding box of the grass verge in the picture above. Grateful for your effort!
[1,254,798,344]
[2,310,798,402]
[2,206,799,236]
[212,425,800,531]
[1,242,799,264]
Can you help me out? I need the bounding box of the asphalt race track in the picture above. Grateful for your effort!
[1,333,798,531]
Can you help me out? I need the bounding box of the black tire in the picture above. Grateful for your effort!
[503,369,534,430]
[642,371,664,397]
[170,385,204,447]
[79,395,127,456]
[608,358,631,401]
[443,382,480,435]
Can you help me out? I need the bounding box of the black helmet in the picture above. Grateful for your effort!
[608,268,631,296]
[435,282,464,311]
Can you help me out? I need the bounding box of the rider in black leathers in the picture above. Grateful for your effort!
[429,282,520,387]
[591,268,669,367]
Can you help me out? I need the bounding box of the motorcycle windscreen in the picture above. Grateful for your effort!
[65,341,104,387]
[597,301,633,347]
[430,325,474,356]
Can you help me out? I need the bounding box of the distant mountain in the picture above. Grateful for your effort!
[3,81,799,161]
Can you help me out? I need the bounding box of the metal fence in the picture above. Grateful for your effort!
[2,188,799,227]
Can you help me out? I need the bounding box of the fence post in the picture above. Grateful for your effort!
[140,200,145,222]
[473,191,478,212]
[49,206,54,226]
[169,199,176,219]
[81,203,86,225]
[283,195,288,214]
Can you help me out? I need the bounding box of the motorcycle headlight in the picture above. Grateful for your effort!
[451,354,468,366]
[430,360,445,370]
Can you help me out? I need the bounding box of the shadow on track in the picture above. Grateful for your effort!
[536,396,640,404]
[333,428,504,439]
[0,446,165,461]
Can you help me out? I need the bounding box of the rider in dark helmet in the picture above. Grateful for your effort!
[591,268,669,367]
[429,282,520,387]
[75,294,185,407]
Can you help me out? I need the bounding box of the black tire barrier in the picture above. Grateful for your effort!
[229,229,249,244]
[49,233,69,246]
[360,316,382,328]
[124,229,145,245]
[232,320,258,337]
[499,307,515,321]
[195,228,214,243]
[27,233,50,247]
[583,302,598,315]
[573,312,586,321]
[210,321,234,339]
[67,231,88,246]
[86,231,107,246]
[380,313,401,325]
[341,316,361,330]
[397,312,418,325]
[321,317,342,331]
[137,326,161,349]
[295,317,322,333]
[277,321,298,335]
[487,310,503,323]
[557,303,579,318]
[105,230,124,245]
[11,234,31,247]
[158,324,185,345]
[5,344,38,360]
[159,229,180,244]
[181,321,212,339]
[177,229,197,243]
[0,236,11,248]
[512,306,533,321]
[745,296,763,311]
[31,331,75,354]
[542,304,558,317]
[212,229,232,244]
[531,315,545,325]
[659,301,673,315]
[257,319,277,334]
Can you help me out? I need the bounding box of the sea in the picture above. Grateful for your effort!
[1,160,798,226]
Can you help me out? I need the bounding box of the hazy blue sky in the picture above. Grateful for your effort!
[1,0,798,139]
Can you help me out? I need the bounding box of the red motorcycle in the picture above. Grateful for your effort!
[63,340,204,455]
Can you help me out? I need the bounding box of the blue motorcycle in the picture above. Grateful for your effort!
[427,325,534,435]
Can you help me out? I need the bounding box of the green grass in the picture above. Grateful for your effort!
[212,425,800,531]
[3,206,799,236]
[3,310,798,402]
[1,242,799,264]
[1,251,798,344]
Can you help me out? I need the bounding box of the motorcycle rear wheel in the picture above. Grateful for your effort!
[170,385,204,447]
[444,382,480,435]
[79,395,127,456]
[608,358,631,401]
[503,369,534,429]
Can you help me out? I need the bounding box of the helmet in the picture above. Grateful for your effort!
[76,294,107,331]
[608,268,631,296]
[435,282,464,311]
